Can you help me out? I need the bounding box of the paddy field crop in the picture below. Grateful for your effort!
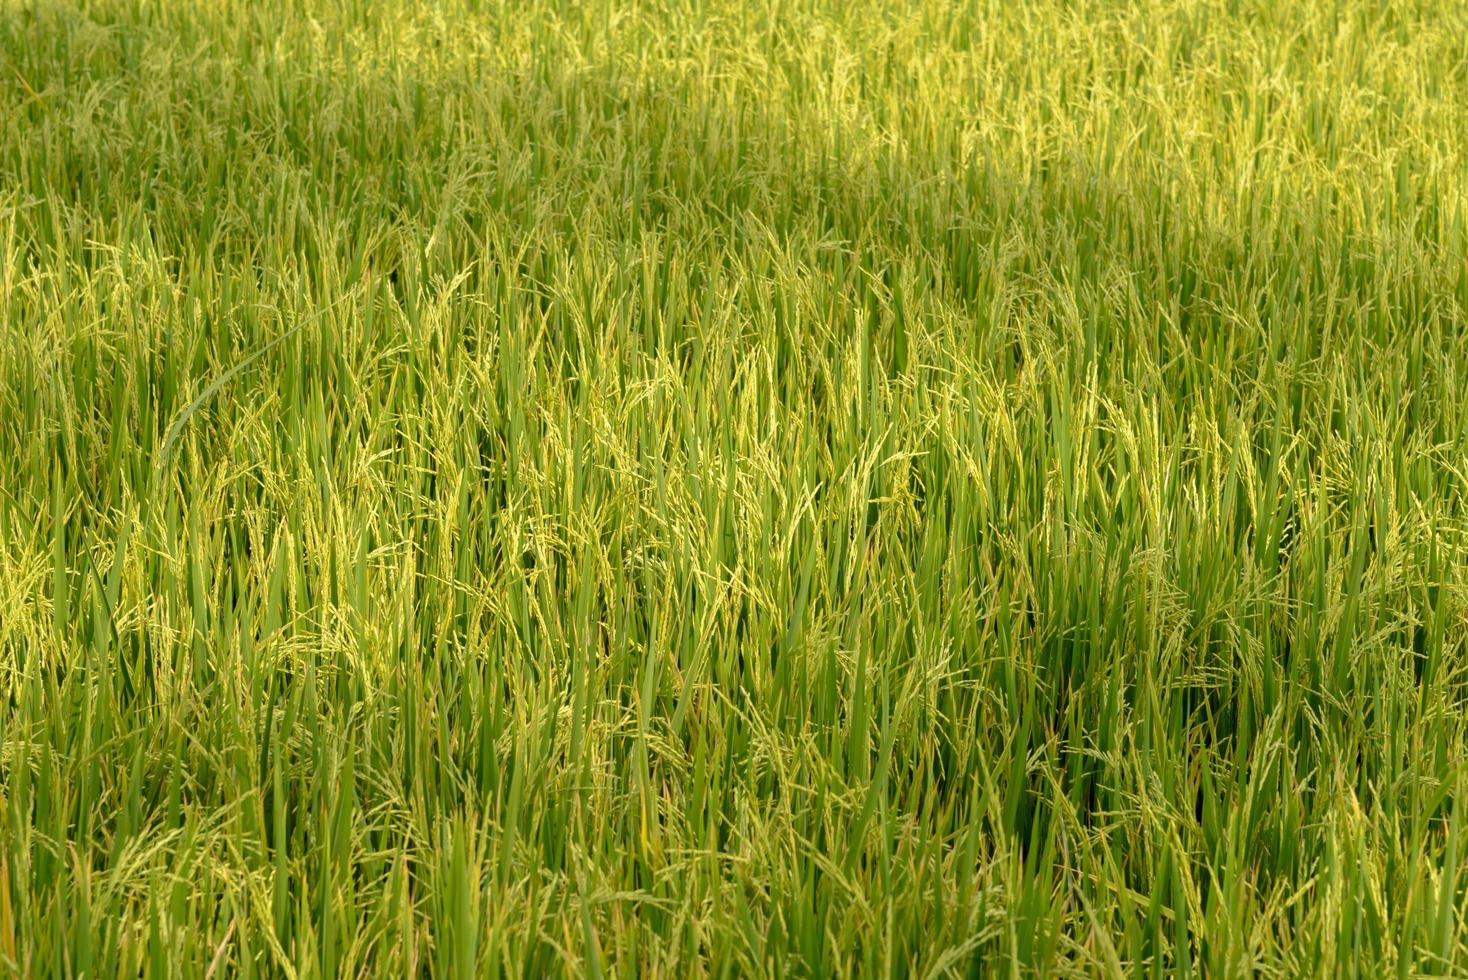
[3,0,1468,975]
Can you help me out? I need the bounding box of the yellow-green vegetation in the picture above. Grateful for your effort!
[4,0,1468,975]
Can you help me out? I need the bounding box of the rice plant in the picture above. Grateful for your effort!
[3,0,1468,975]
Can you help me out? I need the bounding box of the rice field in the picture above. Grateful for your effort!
[3,0,1468,975]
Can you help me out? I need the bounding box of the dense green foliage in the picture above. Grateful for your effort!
[4,0,1468,974]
